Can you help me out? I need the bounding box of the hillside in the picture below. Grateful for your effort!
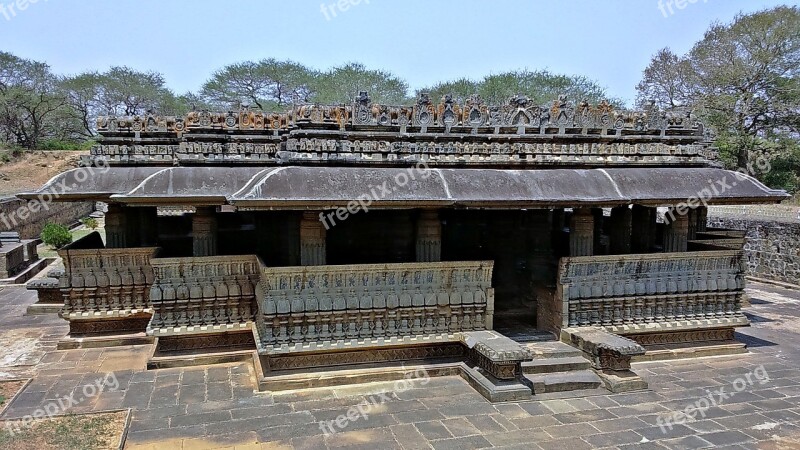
[0,151,85,198]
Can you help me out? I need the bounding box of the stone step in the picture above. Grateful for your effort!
[521,356,591,374]
[524,369,603,394]
[522,340,583,359]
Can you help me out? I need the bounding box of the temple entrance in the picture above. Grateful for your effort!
[442,210,560,340]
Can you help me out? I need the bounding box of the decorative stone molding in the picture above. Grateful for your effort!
[89,97,712,167]
[256,261,495,352]
[148,255,261,336]
[58,234,159,334]
[460,330,533,380]
[555,249,748,329]
[561,327,645,371]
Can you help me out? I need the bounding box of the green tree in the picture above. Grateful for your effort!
[637,6,800,191]
[418,70,616,106]
[312,63,409,105]
[0,52,75,149]
[200,59,317,111]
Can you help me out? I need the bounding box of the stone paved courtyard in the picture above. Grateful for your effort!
[1,281,799,449]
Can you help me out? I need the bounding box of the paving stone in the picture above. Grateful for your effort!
[699,430,757,446]
[440,417,481,437]
[583,430,647,447]
[511,414,561,430]
[170,410,232,428]
[413,420,452,440]
[465,414,507,433]
[537,437,595,450]
[552,407,617,424]
[542,422,599,439]
[662,435,715,449]
[390,423,430,450]
[484,429,551,447]
[391,409,445,424]
[430,435,491,450]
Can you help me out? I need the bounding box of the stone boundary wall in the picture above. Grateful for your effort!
[709,207,800,286]
[0,197,94,239]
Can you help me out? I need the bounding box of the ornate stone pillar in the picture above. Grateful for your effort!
[300,211,326,266]
[663,208,689,253]
[569,208,594,257]
[192,207,218,257]
[416,209,441,262]
[105,204,127,248]
[632,205,656,253]
[609,206,632,255]
[697,206,708,233]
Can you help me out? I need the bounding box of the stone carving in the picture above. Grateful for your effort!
[255,261,495,351]
[148,255,261,336]
[556,250,748,328]
[58,235,159,334]
[90,96,708,167]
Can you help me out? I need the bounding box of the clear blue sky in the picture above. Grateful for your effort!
[1,0,797,105]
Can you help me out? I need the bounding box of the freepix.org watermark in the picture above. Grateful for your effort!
[664,154,771,225]
[657,0,709,18]
[4,372,120,436]
[656,365,770,432]
[320,0,369,21]
[0,0,47,22]
[318,366,430,436]
[318,162,432,230]
[0,162,109,230]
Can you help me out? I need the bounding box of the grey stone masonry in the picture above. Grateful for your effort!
[709,213,800,286]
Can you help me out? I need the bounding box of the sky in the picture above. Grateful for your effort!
[1,0,798,106]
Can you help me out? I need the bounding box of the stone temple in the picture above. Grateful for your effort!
[20,93,789,401]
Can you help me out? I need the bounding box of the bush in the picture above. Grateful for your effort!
[40,140,95,151]
[41,223,73,249]
[80,217,98,230]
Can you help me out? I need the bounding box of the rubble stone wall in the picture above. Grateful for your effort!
[0,197,94,239]
[708,214,800,286]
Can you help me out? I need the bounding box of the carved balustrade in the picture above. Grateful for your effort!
[148,255,261,336]
[556,250,747,330]
[255,261,495,350]
[58,234,158,329]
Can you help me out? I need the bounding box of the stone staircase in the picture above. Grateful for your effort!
[520,341,603,394]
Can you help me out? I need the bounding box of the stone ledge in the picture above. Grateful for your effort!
[64,309,153,320]
[148,322,253,337]
[259,333,459,355]
[603,316,749,335]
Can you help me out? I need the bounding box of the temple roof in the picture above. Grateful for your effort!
[19,166,788,207]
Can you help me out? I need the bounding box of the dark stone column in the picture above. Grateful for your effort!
[688,208,698,241]
[663,208,689,253]
[527,210,553,281]
[569,208,594,257]
[416,210,441,262]
[609,206,633,255]
[138,207,159,247]
[697,206,708,233]
[592,208,605,255]
[192,207,218,257]
[300,211,326,266]
[105,204,127,248]
[631,205,656,253]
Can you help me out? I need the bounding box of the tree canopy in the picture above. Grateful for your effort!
[636,6,800,193]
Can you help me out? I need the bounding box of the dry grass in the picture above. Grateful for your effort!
[0,411,127,450]
[0,380,26,415]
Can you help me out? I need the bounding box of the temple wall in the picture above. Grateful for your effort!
[0,197,94,239]
[708,210,800,286]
